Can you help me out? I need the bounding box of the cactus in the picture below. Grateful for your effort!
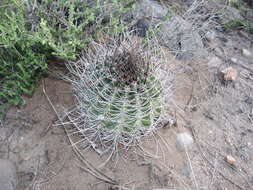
[65,33,173,154]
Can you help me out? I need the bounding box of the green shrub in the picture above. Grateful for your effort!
[29,0,136,59]
[0,0,135,119]
[230,0,244,9]
[0,0,48,119]
[224,18,253,33]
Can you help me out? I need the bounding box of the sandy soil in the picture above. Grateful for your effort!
[1,2,253,190]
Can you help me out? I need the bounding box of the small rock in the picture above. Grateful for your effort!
[205,31,216,42]
[191,105,198,112]
[132,18,149,37]
[230,57,238,64]
[221,67,238,81]
[0,159,17,190]
[225,155,236,165]
[159,16,204,60]
[242,49,252,57]
[225,136,233,146]
[208,56,222,68]
[176,132,194,151]
[163,118,177,128]
[238,30,250,39]
[214,47,224,57]
[131,0,169,24]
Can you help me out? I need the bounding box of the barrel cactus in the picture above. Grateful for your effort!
[65,33,173,154]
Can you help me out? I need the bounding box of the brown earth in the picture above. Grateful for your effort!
[1,1,253,190]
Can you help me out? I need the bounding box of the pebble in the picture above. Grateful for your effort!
[214,47,224,57]
[176,132,194,151]
[205,31,216,42]
[225,155,236,165]
[0,159,17,190]
[163,119,177,128]
[242,49,252,57]
[230,57,238,64]
[221,67,238,81]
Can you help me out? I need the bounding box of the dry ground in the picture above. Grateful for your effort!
[1,1,253,190]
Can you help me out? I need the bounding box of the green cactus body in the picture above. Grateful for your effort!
[66,34,171,152]
[80,64,162,133]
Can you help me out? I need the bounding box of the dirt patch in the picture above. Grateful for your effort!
[1,2,253,188]
[0,55,193,190]
[1,39,253,189]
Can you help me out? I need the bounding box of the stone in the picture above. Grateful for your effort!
[214,47,224,57]
[159,16,204,60]
[231,57,238,64]
[205,31,216,42]
[238,30,250,39]
[131,18,149,37]
[0,159,17,190]
[132,0,168,23]
[225,155,236,165]
[221,67,238,81]
[242,49,252,57]
[208,56,222,68]
[123,0,168,24]
[176,132,194,151]
[163,118,177,128]
[123,0,170,33]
